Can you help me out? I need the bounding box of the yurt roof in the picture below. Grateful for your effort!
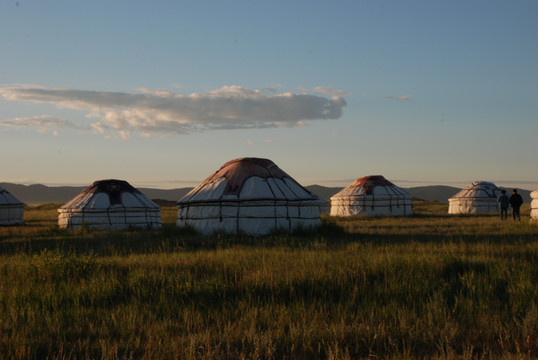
[178,157,323,204]
[450,181,500,199]
[0,186,24,206]
[331,175,411,199]
[60,179,160,211]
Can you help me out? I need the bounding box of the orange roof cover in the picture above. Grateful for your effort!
[348,175,395,195]
[203,157,291,195]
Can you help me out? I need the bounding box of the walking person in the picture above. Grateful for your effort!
[497,189,509,220]
[509,189,523,221]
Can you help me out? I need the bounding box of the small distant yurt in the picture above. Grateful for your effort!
[176,157,326,235]
[58,179,161,230]
[448,181,500,214]
[0,186,25,225]
[330,175,413,217]
[531,190,538,223]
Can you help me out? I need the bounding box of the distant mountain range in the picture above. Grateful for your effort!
[0,182,532,205]
[0,183,192,206]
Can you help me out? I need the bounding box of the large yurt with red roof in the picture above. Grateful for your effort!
[176,157,326,235]
[330,175,413,217]
[448,181,500,214]
[530,189,538,223]
[0,185,25,225]
[58,179,162,230]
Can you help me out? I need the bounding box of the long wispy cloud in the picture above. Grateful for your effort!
[385,95,412,101]
[0,85,347,139]
[0,115,85,130]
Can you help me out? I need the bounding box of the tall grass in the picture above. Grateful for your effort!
[0,202,536,359]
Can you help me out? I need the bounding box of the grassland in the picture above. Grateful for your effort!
[0,202,536,359]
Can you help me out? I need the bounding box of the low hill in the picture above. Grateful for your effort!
[0,183,83,205]
[0,183,193,206]
[406,185,461,203]
[304,185,343,202]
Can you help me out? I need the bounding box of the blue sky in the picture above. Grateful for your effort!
[1,0,537,190]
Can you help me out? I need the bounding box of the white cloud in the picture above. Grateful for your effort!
[0,85,347,138]
[90,122,106,134]
[265,139,277,143]
[385,95,412,101]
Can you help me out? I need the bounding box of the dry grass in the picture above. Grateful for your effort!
[0,201,536,359]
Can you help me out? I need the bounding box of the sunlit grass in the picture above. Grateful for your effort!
[0,201,536,359]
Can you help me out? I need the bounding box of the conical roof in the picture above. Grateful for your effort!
[449,181,500,200]
[0,186,24,206]
[448,181,500,214]
[178,157,323,204]
[60,179,160,210]
[331,175,411,199]
[58,179,161,230]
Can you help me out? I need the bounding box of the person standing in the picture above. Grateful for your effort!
[497,189,509,220]
[509,189,523,221]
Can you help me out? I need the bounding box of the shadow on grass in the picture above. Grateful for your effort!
[1,214,536,257]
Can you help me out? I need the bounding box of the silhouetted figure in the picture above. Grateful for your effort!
[509,189,523,221]
[497,189,509,220]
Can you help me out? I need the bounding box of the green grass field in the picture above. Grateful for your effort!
[0,202,536,359]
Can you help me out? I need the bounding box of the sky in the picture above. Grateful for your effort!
[1,0,537,190]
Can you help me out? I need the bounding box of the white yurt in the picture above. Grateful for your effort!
[531,189,538,223]
[0,186,25,225]
[58,179,162,230]
[176,157,326,235]
[330,175,413,217]
[448,181,501,214]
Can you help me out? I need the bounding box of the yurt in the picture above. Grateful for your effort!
[58,179,162,230]
[0,186,25,225]
[448,181,500,214]
[176,157,326,235]
[531,189,538,223]
[330,175,413,217]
